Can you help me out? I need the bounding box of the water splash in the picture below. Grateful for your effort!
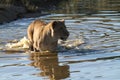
[58,38,85,50]
[5,36,29,49]
[4,36,86,52]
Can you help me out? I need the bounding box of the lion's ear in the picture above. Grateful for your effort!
[51,21,58,29]
[50,21,57,37]
[60,19,65,23]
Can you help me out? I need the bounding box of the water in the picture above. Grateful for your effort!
[1,2,120,80]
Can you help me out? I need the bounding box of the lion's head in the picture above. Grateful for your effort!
[45,19,69,41]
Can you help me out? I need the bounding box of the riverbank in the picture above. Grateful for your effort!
[0,0,63,24]
[0,5,49,24]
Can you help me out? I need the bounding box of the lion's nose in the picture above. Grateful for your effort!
[64,31,69,39]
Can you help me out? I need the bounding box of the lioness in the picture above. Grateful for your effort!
[27,19,69,52]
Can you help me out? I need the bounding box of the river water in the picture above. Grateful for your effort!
[1,3,120,80]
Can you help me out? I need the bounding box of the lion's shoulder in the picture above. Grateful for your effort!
[33,19,46,25]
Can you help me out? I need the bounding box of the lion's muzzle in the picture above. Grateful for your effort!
[60,31,69,41]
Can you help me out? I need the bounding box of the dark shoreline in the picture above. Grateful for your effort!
[0,6,50,24]
[0,0,63,24]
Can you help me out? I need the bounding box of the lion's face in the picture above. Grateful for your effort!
[51,20,69,41]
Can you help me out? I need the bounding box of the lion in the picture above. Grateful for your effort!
[27,19,69,52]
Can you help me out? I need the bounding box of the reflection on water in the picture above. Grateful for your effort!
[29,52,70,80]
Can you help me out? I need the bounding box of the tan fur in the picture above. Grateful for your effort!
[27,19,69,52]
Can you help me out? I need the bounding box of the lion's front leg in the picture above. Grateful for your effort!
[29,42,34,51]
[33,41,39,52]
[27,26,34,51]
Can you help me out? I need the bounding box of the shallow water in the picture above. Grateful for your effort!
[0,10,120,80]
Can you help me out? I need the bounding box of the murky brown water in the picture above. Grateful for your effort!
[1,0,120,80]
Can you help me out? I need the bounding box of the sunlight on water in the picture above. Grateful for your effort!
[0,9,120,80]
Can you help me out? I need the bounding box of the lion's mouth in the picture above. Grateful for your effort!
[61,37,65,40]
[60,36,68,41]
[60,32,69,41]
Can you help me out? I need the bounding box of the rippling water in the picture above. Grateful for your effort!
[0,10,120,80]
